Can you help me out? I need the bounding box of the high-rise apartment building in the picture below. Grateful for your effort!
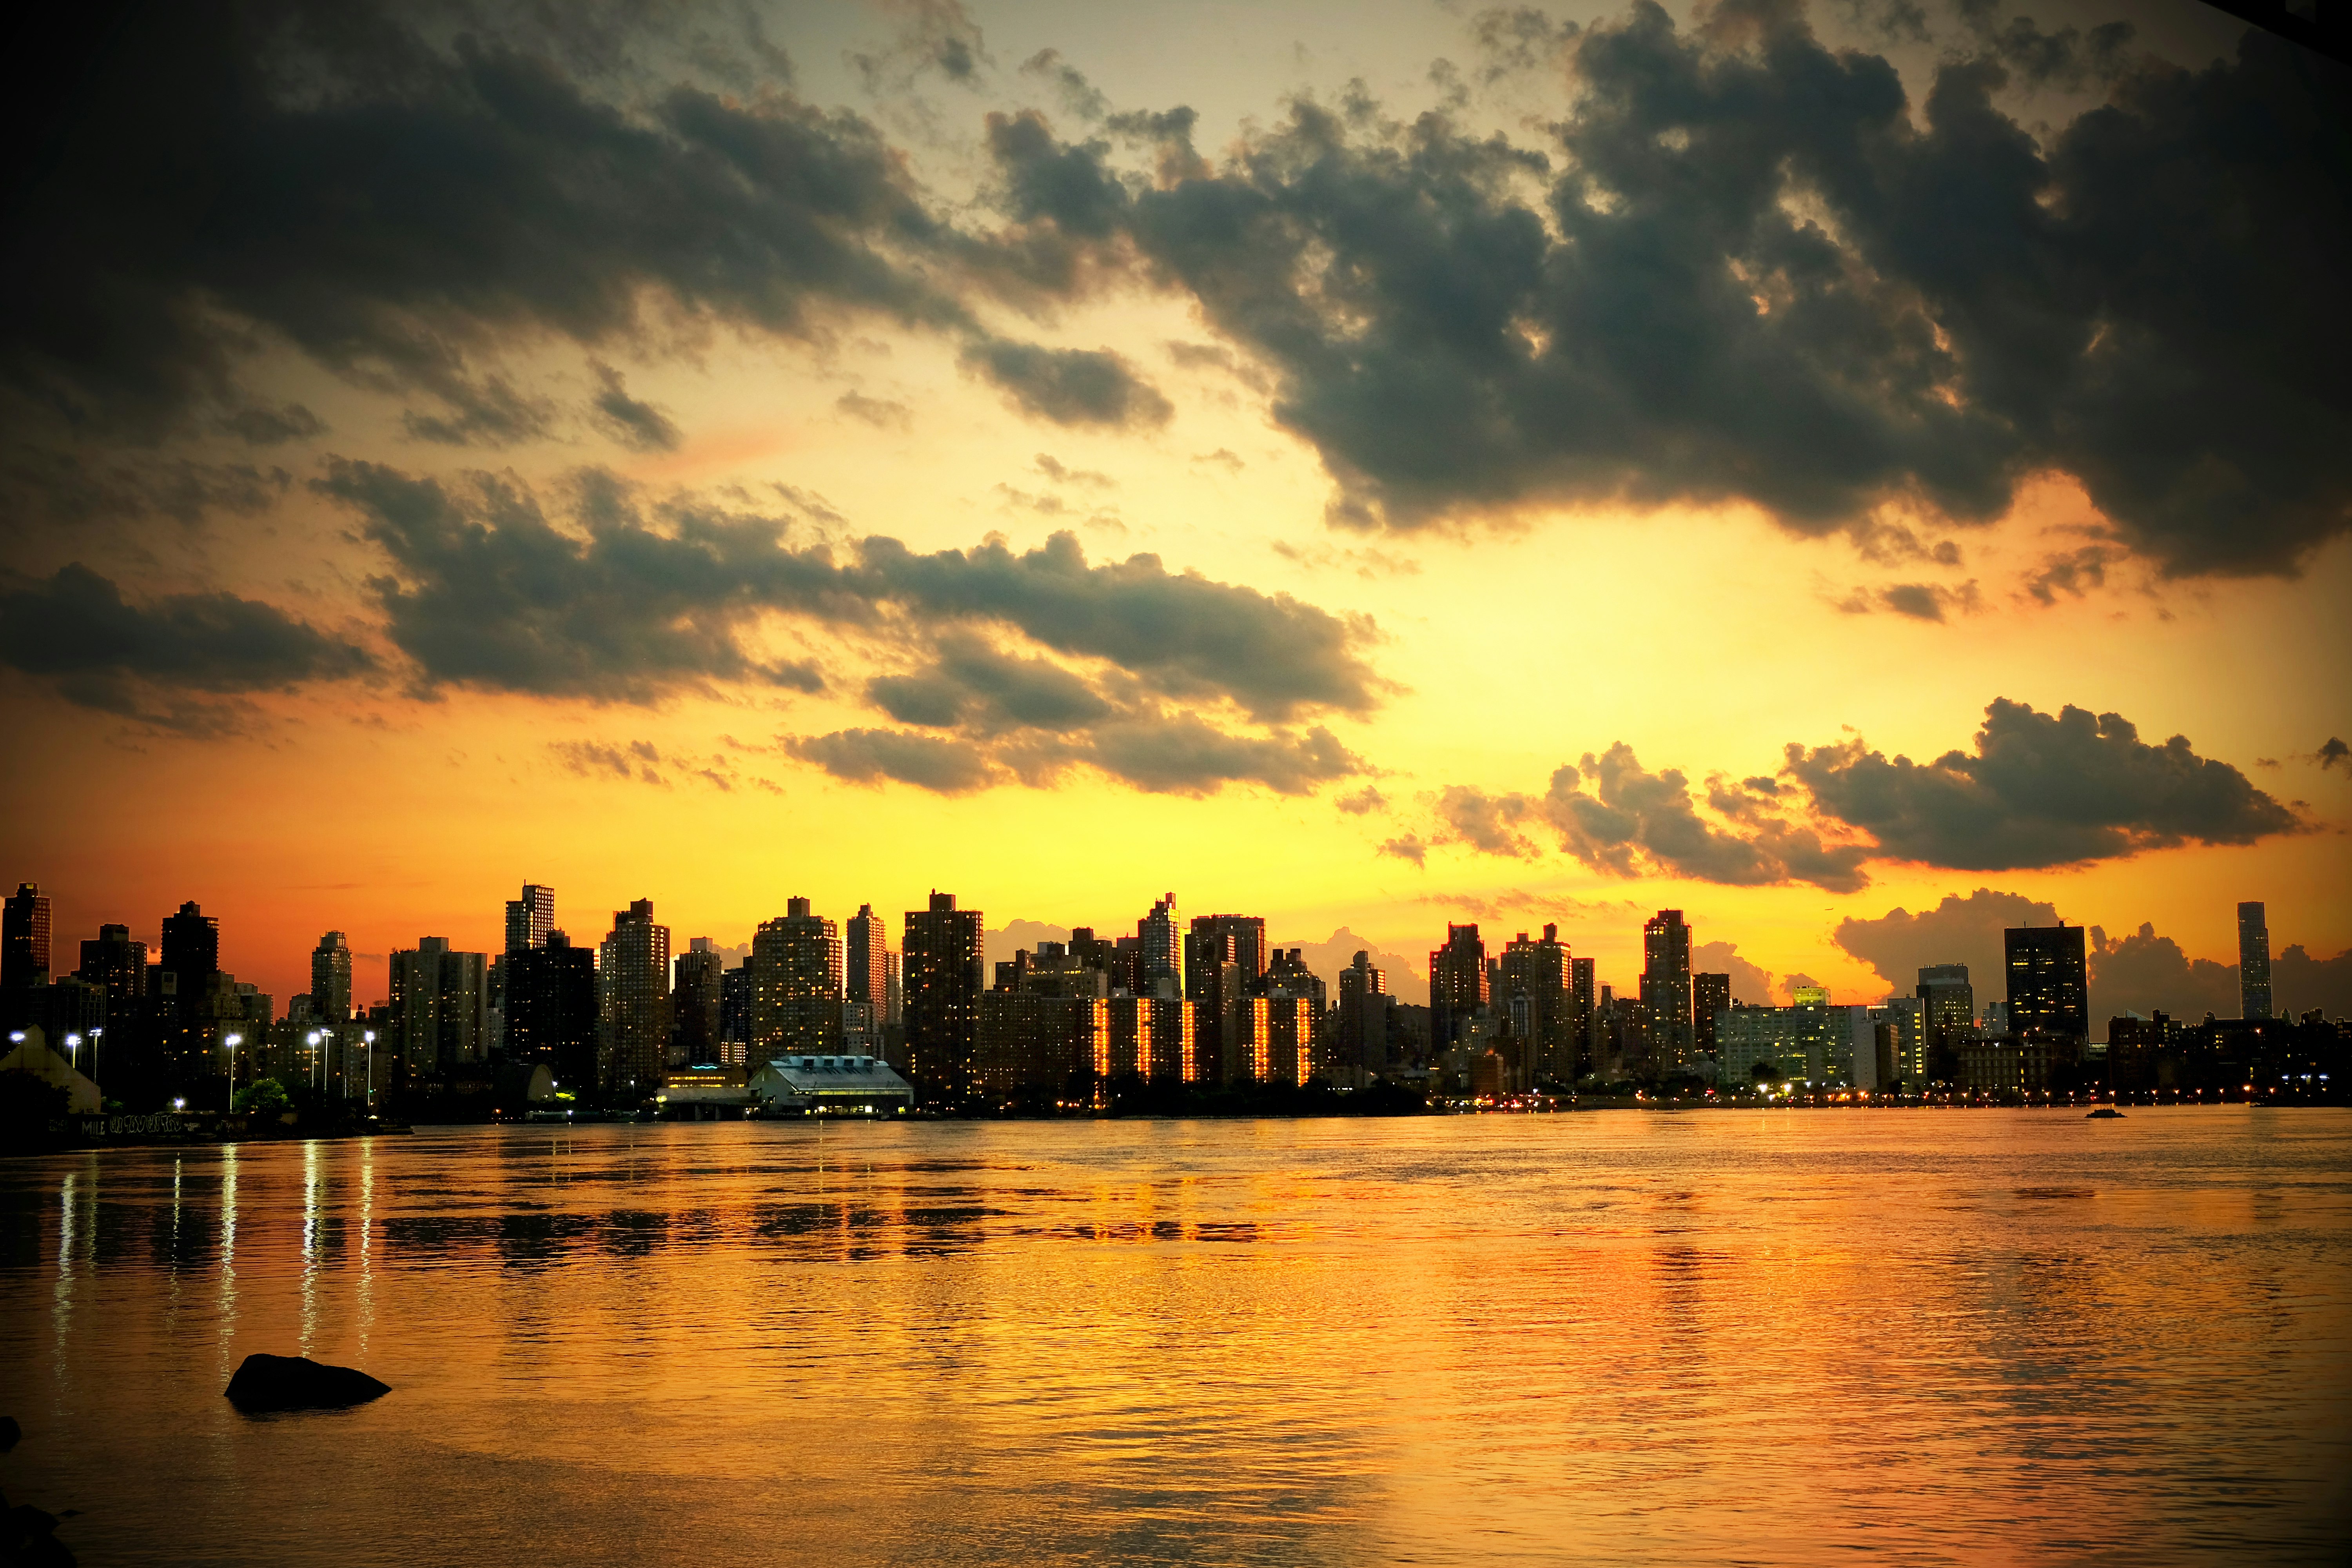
[310,931,354,1022]
[2238,902,2272,1021]
[904,892,983,1100]
[753,898,842,1059]
[505,884,556,957]
[2005,924,2088,1045]
[76,923,147,1030]
[160,901,220,984]
[505,931,598,1090]
[2,883,52,1025]
[1499,925,1575,1084]
[672,938,724,1065]
[1916,964,1975,1062]
[1335,951,1390,1078]
[1692,971,1730,1057]
[1640,909,1693,1071]
[1430,923,1489,1056]
[1185,915,1267,1001]
[388,937,489,1076]
[597,899,671,1098]
[1137,894,1181,997]
[720,965,753,1060]
[846,904,897,1026]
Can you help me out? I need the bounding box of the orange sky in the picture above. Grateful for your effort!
[1,0,2345,1019]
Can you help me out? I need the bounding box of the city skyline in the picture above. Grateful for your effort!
[1,0,2347,1051]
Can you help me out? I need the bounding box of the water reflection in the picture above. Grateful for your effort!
[0,1111,2345,1567]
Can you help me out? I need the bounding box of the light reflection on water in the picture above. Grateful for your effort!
[2,1109,2347,1565]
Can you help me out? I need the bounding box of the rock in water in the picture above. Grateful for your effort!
[224,1354,390,1413]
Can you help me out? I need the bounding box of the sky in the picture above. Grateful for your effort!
[0,0,2346,1025]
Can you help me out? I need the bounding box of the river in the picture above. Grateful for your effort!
[2,1108,2347,1564]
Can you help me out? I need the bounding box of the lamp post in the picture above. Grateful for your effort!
[363,1030,376,1111]
[225,1033,243,1112]
[88,1027,102,1098]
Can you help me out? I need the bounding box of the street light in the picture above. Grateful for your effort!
[225,1033,243,1112]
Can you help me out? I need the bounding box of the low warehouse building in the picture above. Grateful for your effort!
[750,1054,914,1115]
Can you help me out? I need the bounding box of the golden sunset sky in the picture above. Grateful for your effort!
[1,0,2345,1020]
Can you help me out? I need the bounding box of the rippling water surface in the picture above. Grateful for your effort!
[2,1109,2347,1565]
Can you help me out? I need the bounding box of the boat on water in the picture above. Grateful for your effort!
[2085,1107,2125,1119]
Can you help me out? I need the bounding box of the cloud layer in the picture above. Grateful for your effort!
[1396,700,2292,886]
[982,5,2352,573]
[311,461,1378,795]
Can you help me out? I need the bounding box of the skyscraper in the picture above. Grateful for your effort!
[904,891,983,1100]
[597,899,671,1098]
[1137,894,1181,997]
[159,901,220,984]
[2238,902,2272,1021]
[1335,951,1390,1078]
[505,930,597,1091]
[2005,924,2088,1045]
[1499,925,1574,1084]
[310,931,354,1022]
[1640,910,1693,1071]
[1693,971,1730,1057]
[1429,923,1488,1056]
[388,937,489,1077]
[505,884,555,957]
[752,898,843,1059]
[846,904,896,1025]
[1917,964,1974,1063]
[2,883,52,1026]
[673,938,724,1065]
[1185,915,1267,1000]
[76,923,146,1028]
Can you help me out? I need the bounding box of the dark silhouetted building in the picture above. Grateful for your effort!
[1641,910,1693,1071]
[905,892,983,1101]
[673,938,723,1065]
[1917,964,1974,1066]
[1693,972,1730,1058]
[1499,925,1574,1085]
[753,898,842,1060]
[2239,902,2272,1021]
[846,904,895,1026]
[310,931,353,1023]
[2005,924,2088,1045]
[389,937,489,1078]
[505,884,556,957]
[720,964,753,1063]
[2,882,51,1027]
[598,899,671,1099]
[1430,923,1488,1057]
[1137,894,1182,997]
[1334,951,1390,1080]
[506,931,597,1093]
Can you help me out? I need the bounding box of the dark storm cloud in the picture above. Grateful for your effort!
[314,461,1378,795]
[982,6,2352,575]
[959,338,1172,428]
[2316,737,2350,773]
[1,5,961,448]
[1833,887,2061,994]
[786,728,997,793]
[1785,699,2299,869]
[1077,716,1362,796]
[853,530,1381,722]
[317,460,846,701]
[0,561,373,716]
[1542,745,1873,891]
[2,0,1173,530]
[1403,695,2289,887]
[586,364,683,453]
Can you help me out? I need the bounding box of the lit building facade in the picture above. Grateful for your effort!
[904,891,983,1100]
[597,899,671,1099]
[753,898,842,1060]
[2238,902,2272,1021]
